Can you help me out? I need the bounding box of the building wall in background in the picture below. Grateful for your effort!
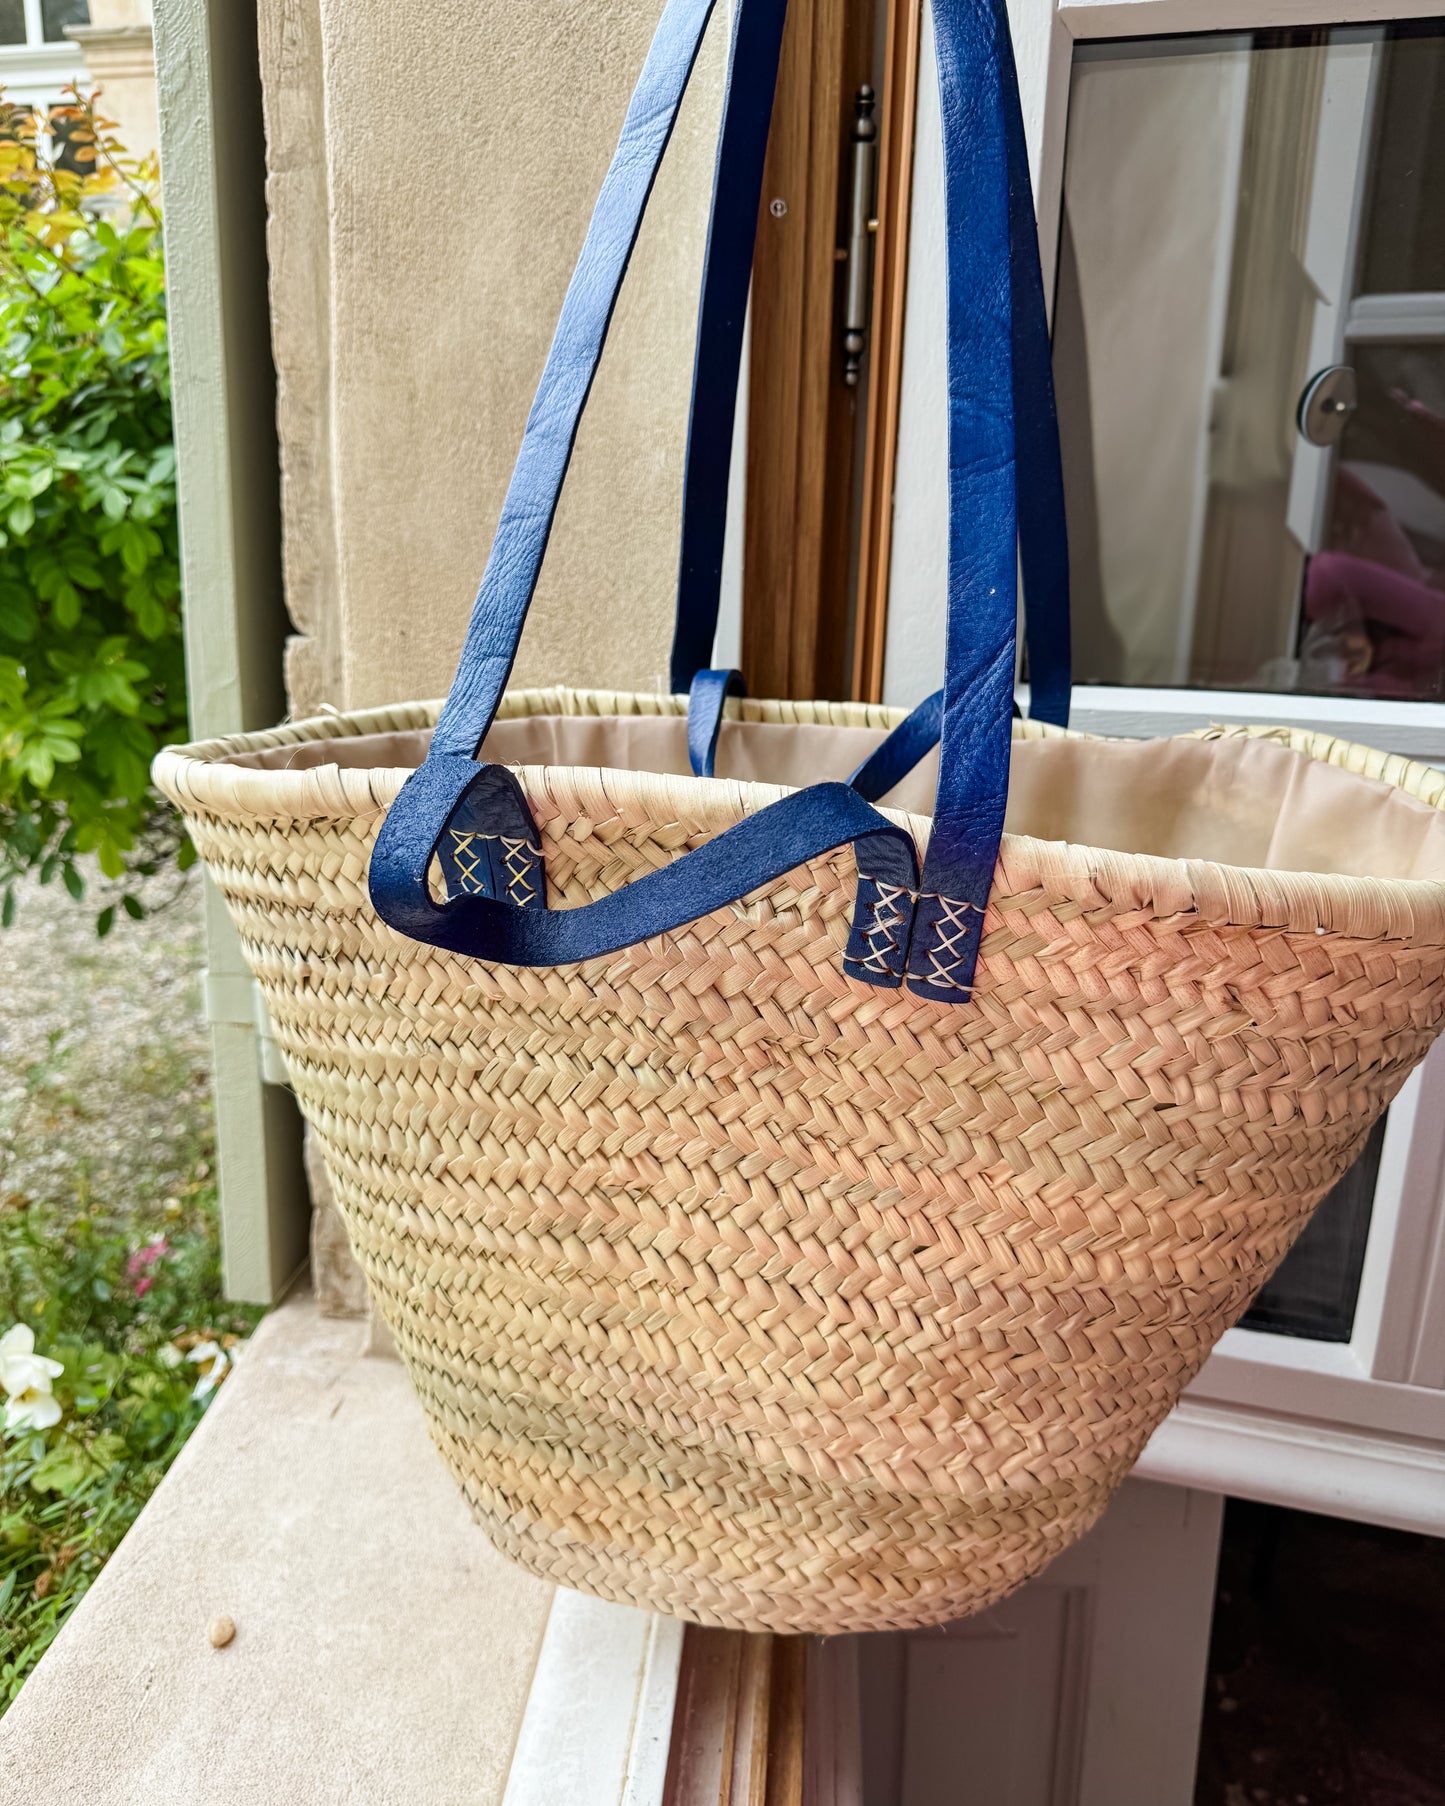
[73,0,158,159]
[259,0,729,719]
[0,0,156,157]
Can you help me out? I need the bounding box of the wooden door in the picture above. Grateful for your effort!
[742,0,918,703]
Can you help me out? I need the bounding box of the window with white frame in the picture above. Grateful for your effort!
[1054,21,1445,705]
[0,0,87,110]
[1039,19,1445,1358]
[881,0,1445,1532]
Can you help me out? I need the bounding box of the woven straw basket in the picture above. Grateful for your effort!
[155,694,1445,1633]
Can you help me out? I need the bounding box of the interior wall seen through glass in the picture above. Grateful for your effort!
[1054,22,1445,699]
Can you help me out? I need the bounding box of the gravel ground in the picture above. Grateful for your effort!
[0,869,211,1213]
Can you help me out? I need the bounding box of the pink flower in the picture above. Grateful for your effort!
[128,1238,168,1297]
[126,1238,168,1278]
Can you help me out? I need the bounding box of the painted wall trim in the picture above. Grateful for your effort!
[1137,1397,1445,1537]
[154,0,307,1303]
[500,1590,684,1806]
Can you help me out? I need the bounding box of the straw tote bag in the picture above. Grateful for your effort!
[157,0,1445,1636]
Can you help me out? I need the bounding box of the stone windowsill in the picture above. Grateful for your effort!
[0,1291,561,1805]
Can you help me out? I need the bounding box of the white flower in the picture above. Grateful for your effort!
[187,1340,230,1400]
[156,1342,184,1370]
[0,1324,63,1403]
[4,1388,61,1433]
[0,1325,64,1435]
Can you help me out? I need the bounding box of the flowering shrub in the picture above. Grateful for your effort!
[0,1045,259,1705]
[0,90,186,930]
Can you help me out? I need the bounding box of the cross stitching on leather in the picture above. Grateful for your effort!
[500,837,539,907]
[857,880,911,976]
[921,894,979,991]
[448,831,485,893]
[448,831,542,904]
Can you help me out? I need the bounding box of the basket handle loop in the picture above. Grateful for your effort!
[372,0,1051,1003]
[687,666,747,779]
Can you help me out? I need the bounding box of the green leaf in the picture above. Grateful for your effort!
[120,893,144,921]
[94,903,114,937]
[0,130,186,910]
[0,588,36,644]
[61,865,83,901]
[61,546,103,588]
[29,1441,88,1498]
[51,583,80,630]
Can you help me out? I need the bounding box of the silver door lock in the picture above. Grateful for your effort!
[1297,365,1358,447]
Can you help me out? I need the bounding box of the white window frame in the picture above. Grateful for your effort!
[893,0,1445,1533]
[0,1,87,109]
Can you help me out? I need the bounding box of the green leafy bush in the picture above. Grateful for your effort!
[0,1036,258,1704]
[0,90,186,929]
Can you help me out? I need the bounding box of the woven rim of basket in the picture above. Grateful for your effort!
[152,687,1445,945]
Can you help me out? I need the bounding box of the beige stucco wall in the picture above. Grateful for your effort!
[71,0,159,164]
[260,0,728,718]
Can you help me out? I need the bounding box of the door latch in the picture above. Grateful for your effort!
[842,85,878,388]
[1297,365,1357,448]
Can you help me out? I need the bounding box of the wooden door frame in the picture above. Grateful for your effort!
[851,0,923,702]
[742,0,936,703]
[743,0,874,702]
[663,1628,807,1806]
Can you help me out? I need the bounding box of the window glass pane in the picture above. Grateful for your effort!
[0,0,25,45]
[1240,1115,1383,1341]
[1053,22,1445,699]
[40,0,88,41]
[1358,25,1445,294]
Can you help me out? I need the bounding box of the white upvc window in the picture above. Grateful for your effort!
[0,0,87,109]
[890,0,1445,1535]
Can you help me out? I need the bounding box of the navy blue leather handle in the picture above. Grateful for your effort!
[669,0,790,695]
[426,0,731,762]
[687,667,747,777]
[669,0,1070,729]
[861,16,1072,799]
[372,0,1054,1004]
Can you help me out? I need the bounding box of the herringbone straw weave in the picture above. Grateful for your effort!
[155,691,1445,1633]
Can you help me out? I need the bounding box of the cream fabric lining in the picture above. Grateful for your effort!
[226,713,1445,884]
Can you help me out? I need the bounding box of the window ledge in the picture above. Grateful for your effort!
[0,1292,568,1805]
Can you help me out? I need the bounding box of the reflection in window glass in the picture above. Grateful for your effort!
[1358,26,1445,295]
[40,0,87,41]
[0,0,25,45]
[1240,1115,1383,1342]
[1053,22,1445,699]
